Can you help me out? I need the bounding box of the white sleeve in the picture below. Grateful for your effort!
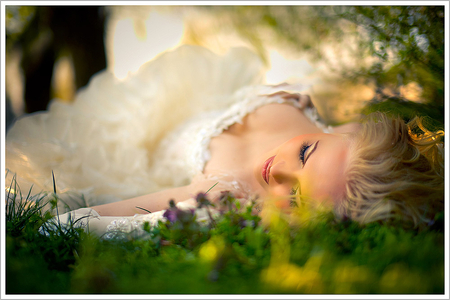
[38,207,166,238]
[39,198,215,240]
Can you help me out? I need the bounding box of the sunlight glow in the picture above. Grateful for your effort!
[109,11,184,80]
[265,50,315,85]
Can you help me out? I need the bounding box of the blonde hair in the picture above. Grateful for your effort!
[338,112,444,229]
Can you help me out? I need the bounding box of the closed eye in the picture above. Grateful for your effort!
[290,186,299,207]
[299,143,310,165]
[299,140,319,166]
[290,186,299,196]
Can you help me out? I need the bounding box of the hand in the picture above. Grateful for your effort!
[265,90,314,109]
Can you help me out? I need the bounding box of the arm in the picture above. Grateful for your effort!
[91,185,195,216]
[40,178,238,236]
[90,178,225,216]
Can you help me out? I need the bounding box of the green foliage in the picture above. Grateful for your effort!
[362,96,444,129]
[6,174,48,237]
[198,6,444,118]
[337,6,444,107]
[5,180,445,294]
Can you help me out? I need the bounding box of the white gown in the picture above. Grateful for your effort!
[5,45,332,238]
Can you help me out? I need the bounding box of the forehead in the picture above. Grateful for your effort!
[300,134,350,204]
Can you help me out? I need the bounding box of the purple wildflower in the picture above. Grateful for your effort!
[163,209,177,223]
[196,192,213,208]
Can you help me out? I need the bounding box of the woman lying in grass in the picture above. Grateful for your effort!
[6,45,444,237]
[50,107,444,237]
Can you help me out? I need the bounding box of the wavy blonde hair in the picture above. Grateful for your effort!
[338,112,444,228]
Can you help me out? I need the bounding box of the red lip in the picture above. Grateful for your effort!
[262,156,275,184]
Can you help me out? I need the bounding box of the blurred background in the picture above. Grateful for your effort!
[5,5,445,131]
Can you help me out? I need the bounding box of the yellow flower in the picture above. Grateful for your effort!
[261,197,325,293]
[261,256,324,293]
[198,236,225,262]
[379,263,428,293]
[333,262,372,294]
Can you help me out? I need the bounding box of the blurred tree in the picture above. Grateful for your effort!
[193,6,444,123]
[336,6,444,106]
[6,6,108,113]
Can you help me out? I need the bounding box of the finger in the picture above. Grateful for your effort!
[298,94,314,108]
[265,91,301,101]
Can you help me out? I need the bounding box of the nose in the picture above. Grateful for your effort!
[270,161,297,185]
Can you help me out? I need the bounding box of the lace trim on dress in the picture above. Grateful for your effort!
[103,199,214,240]
[191,85,333,175]
[104,210,167,240]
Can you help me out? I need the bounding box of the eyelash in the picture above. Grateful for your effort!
[299,142,311,166]
[290,186,299,207]
[290,186,298,196]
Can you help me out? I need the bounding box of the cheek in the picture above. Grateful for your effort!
[302,162,346,204]
[301,177,328,201]
[301,163,336,201]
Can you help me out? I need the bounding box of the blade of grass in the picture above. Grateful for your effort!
[205,182,219,194]
[52,171,61,225]
[25,184,34,201]
[136,206,152,214]
[52,170,57,194]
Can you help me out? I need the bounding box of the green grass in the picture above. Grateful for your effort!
[5,179,445,294]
